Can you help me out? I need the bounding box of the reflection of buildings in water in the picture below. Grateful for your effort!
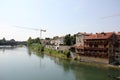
[53,57,120,80]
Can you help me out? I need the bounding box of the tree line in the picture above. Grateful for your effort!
[27,37,41,46]
[0,38,26,46]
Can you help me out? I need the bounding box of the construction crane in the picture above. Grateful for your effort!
[14,25,46,39]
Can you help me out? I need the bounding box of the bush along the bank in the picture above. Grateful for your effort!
[27,37,70,59]
[27,37,44,53]
[30,43,44,52]
[44,48,70,59]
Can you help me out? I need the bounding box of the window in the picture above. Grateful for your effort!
[116,56,119,58]
[94,45,98,48]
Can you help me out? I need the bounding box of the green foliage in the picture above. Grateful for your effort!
[31,43,44,52]
[27,37,33,46]
[71,35,76,45]
[44,48,69,59]
[45,37,51,40]
[64,34,76,45]
[27,37,41,46]
[33,38,41,44]
[53,36,59,39]
[64,34,71,45]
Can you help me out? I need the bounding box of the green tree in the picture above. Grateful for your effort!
[64,34,71,45]
[27,37,33,46]
[64,34,76,46]
[45,37,50,40]
[71,35,76,45]
[34,38,41,44]
[53,36,59,39]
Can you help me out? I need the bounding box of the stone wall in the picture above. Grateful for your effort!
[80,56,109,64]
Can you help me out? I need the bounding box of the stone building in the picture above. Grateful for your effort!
[71,32,119,64]
[115,32,120,64]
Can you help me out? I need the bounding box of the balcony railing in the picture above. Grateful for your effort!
[84,47,108,50]
[84,41,108,44]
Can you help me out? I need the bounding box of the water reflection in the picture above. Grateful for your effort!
[0,46,16,53]
[27,48,44,58]
[0,47,119,80]
[42,56,120,80]
[27,48,32,56]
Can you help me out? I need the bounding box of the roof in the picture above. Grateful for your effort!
[85,32,114,40]
[116,32,120,37]
[76,32,91,36]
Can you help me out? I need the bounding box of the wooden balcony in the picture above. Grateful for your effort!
[84,47,108,51]
[81,52,108,58]
[84,41,108,44]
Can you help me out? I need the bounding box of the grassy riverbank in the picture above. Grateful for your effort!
[44,48,69,59]
[29,43,69,59]
[28,44,120,69]
[29,43,44,53]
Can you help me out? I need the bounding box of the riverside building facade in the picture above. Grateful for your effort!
[71,32,120,64]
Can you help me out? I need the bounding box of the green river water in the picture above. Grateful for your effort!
[0,46,120,80]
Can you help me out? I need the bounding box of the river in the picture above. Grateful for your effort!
[0,46,120,80]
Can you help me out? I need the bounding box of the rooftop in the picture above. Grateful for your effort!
[84,32,114,40]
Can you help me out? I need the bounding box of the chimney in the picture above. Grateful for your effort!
[101,32,106,36]
[96,33,98,38]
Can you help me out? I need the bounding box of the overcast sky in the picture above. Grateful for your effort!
[0,0,120,41]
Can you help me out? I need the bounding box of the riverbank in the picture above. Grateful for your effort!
[44,48,69,59]
[29,44,70,59]
[29,44,120,69]
[29,43,44,52]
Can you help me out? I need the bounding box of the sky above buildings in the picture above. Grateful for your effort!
[0,0,120,41]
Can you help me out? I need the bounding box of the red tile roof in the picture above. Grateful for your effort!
[85,32,114,40]
[76,32,91,36]
[116,32,120,37]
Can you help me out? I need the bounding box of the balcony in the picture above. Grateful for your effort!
[84,41,108,44]
[84,47,108,51]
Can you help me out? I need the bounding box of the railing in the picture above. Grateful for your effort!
[84,47,108,50]
[84,41,108,44]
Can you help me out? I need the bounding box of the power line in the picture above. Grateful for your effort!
[101,14,120,19]
[13,25,46,39]
[13,25,39,31]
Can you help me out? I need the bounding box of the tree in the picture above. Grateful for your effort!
[2,37,6,42]
[34,38,41,44]
[45,37,50,40]
[27,37,33,46]
[71,35,76,45]
[64,34,76,46]
[64,34,71,45]
[53,36,59,39]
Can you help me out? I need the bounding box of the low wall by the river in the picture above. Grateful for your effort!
[80,56,109,64]
[45,45,70,51]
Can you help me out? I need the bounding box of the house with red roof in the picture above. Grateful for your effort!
[71,32,120,64]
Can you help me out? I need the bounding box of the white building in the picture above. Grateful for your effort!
[76,32,90,46]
